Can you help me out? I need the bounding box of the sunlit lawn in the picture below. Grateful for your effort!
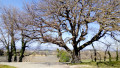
[70,61,120,68]
[0,65,16,68]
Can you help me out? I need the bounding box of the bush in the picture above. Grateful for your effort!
[57,49,71,62]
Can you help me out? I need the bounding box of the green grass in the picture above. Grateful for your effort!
[96,61,120,68]
[0,65,16,68]
[70,61,120,68]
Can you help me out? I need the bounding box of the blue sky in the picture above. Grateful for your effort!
[0,0,32,10]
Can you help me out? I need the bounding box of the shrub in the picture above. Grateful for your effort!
[57,49,71,62]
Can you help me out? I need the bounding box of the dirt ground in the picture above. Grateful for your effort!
[0,62,94,68]
[0,54,94,68]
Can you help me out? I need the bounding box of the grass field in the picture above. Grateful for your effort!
[70,61,120,68]
[0,65,16,68]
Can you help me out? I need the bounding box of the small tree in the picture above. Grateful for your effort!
[111,40,120,61]
[99,40,112,62]
[92,43,97,62]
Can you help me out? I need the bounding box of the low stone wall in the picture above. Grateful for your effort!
[22,55,59,62]
[0,56,7,62]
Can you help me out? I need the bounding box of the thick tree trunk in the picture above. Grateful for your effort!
[71,52,80,63]
[6,46,12,62]
[71,46,81,63]
[8,52,12,62]
[19,43,26,62]
[19,34,27,62]
[13,45,17,62]
[11,37,17,62]
[19,48,25,62]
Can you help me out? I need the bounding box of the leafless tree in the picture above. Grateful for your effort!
[0,28,12,62]
[22,0,119,63]
[111,40,120,61]
[16,13,32,62]
[0,6,34,62]
[114,42,119,61]
[99,40,112,62]
[91,43,97,62]
[0,7,19,62]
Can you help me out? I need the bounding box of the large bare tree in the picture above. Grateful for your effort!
[21,0,120,63]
